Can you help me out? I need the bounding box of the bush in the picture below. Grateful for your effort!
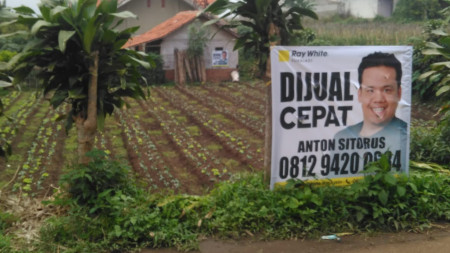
[139,52,166,85]
[410,119,450,165]
[411,19,447,100]
[393,0,447,22]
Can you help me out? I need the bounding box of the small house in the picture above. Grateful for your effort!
[124,11,239,83]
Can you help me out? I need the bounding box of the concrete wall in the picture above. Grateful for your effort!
[118,0,193,35]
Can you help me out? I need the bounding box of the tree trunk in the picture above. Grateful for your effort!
[76,50,99,164]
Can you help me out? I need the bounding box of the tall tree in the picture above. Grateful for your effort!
[3,0,152,163]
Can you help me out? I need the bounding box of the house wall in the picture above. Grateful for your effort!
[312,0,398,18]
[118,0,193,35]
[345,0,379,18]
[158,20,238,82]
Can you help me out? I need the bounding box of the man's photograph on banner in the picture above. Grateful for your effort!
[270,46,412,189]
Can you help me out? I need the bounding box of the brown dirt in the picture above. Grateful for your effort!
[141,223,450,253]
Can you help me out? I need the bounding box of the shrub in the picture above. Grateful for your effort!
[412,19,447,100]
[410,119,450,165]
[139,52,166,85]
[393,0,447,22]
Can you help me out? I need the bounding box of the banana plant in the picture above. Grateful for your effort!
[4,0,153,163]
[202,0,318,77]
[420,5,450,116]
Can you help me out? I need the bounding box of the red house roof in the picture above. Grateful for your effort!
[124,10,199,48]
[97,0,215,8]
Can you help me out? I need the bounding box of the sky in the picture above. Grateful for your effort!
[7,0,41,13]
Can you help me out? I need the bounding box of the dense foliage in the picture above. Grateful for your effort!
[3,151,443,252]
[410,119,450,165]
[393,0,448,21]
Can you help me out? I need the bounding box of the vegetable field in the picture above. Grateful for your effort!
[0,82,267,196]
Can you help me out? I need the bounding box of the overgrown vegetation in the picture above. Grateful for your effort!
[410,119,450,165]
[2,151,445,252]
[393,0,448,22]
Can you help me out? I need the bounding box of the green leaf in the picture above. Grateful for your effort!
[0,80,12,88]
[50,6,68,17]
[14,6,35,15]
[396,186,406,197]
[384,173,397,186]
[431,61,450,70]
[83,19,98,53]
[58,30,76,53]
[68,88,86,99]
[110,11,137,19]
[419,70,437,79]
[378,190,388,205]
[431,29,448,36]
[130,217,137,225]
[436,85,450,96]
[31,20,53,35]
[114,225,122,237]
[425,42,444,49]
[356,212,364,222]
[129,56,151,69]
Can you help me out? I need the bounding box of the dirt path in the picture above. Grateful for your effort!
[141,224,450,253]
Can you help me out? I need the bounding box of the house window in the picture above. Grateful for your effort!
[147,0,151,8]
[161,0,165,7]
[145,40,162,54]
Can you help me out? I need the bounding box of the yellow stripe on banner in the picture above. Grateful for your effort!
[274,176,365,188]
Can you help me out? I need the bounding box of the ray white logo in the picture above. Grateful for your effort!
[278,49,328,62]
[292,50,328,58]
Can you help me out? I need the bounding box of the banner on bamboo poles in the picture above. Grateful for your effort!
[270,46,412,189]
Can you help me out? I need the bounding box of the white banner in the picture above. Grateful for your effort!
[270,46,412,189]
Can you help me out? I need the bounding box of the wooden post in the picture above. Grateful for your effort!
[264,23,280,186]
[199,56,207,83]
[184,51,194,82]
[174,48,179,85]
[177,49,186,86]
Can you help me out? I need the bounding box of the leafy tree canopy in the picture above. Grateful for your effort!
[2,0,153,162]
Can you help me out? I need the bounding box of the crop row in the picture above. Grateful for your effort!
[155,87,264,170]
[179,86,265,137]
[1,82,268,195]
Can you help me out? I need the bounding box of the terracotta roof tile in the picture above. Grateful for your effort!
[194,0,216,8]
[124,10,199,48]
